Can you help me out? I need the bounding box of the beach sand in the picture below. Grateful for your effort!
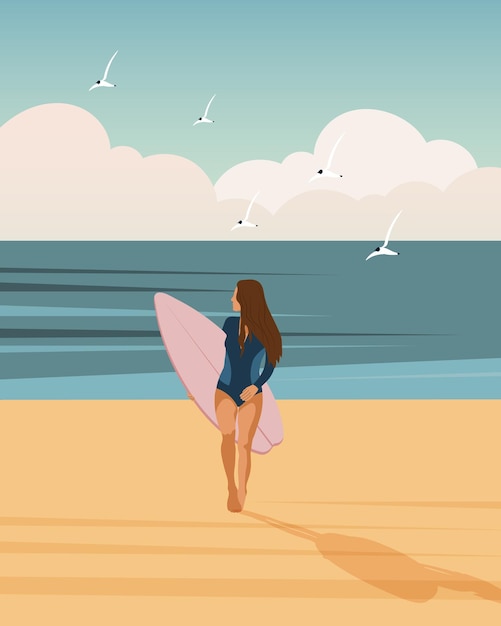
[0,399,500,625]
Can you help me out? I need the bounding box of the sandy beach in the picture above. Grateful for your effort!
[0,399,500,625]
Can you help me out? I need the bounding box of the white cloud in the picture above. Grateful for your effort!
[250,168,501,240]
[0,103,217,239]
[1,104,499,240]
[215,109,478,211]
[213,109,501,240]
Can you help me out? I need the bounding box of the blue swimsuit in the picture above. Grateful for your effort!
[216,316,275,406]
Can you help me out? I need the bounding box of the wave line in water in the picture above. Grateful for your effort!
[0,346,165,353]
[283,345,407,349]
[0,282,229,293]
[0,330,161,338]
[282,372,501,381]
[0,306,326,318]
[0,266,326,277]
[0,305,156,317]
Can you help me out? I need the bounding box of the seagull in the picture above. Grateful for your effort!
[89,50,118,91]
[231,191,260,231]
[365,210,403,261]
[193,94,216,125]
[309,132,345,182]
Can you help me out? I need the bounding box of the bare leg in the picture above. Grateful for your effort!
[214,389,240,512]
[236,393,263,509]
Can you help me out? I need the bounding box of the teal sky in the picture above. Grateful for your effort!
[0,0,499,182]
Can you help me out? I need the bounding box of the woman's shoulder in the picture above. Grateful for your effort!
[222,316,239,330]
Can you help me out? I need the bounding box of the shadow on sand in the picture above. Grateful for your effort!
[0,513,499,600]
[243,510,501,603]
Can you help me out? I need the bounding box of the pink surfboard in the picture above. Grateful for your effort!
[154,292,283,454]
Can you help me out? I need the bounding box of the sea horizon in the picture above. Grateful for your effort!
[0,241,499,400]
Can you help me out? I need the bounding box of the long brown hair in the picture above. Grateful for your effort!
[235,279,282,367]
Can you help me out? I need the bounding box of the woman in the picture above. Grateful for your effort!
[215,279,282,512]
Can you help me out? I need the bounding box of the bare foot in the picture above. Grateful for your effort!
[237,488,247,510]
[227,489,242,513]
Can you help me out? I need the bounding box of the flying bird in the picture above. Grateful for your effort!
[231,191,260,231]
[309,132,345,182]
[193,94,216,125]
[89,50,118,91]
[365,210,403,261]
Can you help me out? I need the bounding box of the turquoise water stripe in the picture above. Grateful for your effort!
[0,373,185,400]
[283,345,407,349]
[0,305,324,319]
[273,358,501,378]
[1,359,500,400]
[270,358,501,399]
[0,346,165,353]
[0,306,156,317]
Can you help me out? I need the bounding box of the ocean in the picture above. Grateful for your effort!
[0,241,499,399]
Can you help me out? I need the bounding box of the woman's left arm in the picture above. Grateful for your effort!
[240,354,275,402]
[240,358,275,402]
[253,359,275,391]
